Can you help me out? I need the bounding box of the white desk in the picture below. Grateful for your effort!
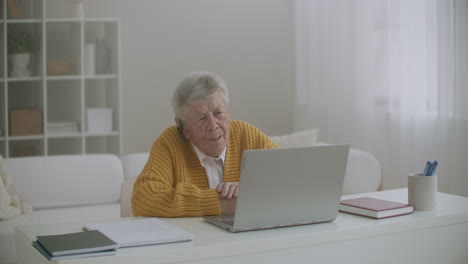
[16,189,468,264]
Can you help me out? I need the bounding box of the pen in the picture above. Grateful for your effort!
[428,160,438,176]
[423,161,431,176]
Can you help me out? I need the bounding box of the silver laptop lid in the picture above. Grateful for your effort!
[232,144,350,231]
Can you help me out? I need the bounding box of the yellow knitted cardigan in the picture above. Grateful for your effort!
[131,120,278,217]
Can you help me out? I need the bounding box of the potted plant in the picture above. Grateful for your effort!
[7,28,40,77]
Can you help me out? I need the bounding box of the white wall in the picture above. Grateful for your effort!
[82,0,295,154]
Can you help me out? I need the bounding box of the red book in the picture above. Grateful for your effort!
[339,197,414,219]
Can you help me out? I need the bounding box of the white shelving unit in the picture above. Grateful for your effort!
[0,0,121,157]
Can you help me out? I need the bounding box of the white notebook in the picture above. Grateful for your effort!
[83,218,193,248]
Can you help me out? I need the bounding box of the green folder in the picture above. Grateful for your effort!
[35,230,118,257]
[32,241,116,261]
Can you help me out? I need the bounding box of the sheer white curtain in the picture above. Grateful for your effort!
[295,0,468,196]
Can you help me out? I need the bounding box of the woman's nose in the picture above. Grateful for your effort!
[207,115,218,131]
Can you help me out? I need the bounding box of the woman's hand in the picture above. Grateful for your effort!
[216,182,239,215]
[216,182,239,199]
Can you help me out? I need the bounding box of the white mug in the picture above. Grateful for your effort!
[408,173,437,211]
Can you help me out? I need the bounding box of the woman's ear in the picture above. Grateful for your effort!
[175,118,186,138]
[175,118,182,128]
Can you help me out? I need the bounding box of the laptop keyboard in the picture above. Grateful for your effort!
[222,220,234,226]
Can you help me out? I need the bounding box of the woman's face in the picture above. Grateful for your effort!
[181,92,230,157]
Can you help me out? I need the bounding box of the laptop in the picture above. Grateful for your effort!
[203,144,350,232]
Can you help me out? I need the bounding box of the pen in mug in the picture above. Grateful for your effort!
[423,161,431,176]
[427,160,438,176]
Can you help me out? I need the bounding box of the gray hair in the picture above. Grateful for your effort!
[172,71,229,121]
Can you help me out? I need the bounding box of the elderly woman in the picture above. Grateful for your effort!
[132,71,277,217]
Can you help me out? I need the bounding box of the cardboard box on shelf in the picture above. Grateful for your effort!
[9,109,43,136]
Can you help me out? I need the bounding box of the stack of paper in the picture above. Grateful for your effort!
[33,230,118,261]
[47,122,79,134]
[83,218,193,248]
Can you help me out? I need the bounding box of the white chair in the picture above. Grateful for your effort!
[342,148,382,195]
[270,129,382,194]
[120,153,149,217]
